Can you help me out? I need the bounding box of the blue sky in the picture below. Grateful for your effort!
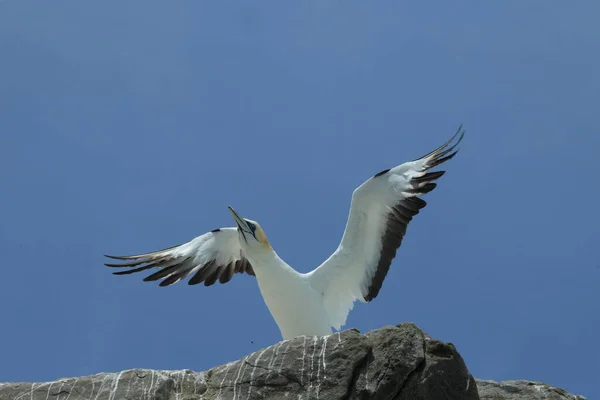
[1,1,598,398]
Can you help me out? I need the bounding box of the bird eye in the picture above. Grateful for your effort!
[246,222,256,234]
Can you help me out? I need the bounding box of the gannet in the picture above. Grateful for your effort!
[105,126,464,340]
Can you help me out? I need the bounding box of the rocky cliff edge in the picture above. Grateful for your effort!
[0,323,585,400]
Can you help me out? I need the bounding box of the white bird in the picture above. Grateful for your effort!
[105,126,464,340]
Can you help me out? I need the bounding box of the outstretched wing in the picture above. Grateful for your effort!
[105,227,254,287]
[307,126,464,329]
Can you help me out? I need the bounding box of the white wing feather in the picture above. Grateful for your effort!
[307,127,464,329]
[105,227,254,287]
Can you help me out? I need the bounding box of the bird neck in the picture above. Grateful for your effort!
[244,247,295,277]
[243,245,276,265]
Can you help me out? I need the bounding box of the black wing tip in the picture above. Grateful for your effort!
[433,170,446,178]
[447,124,466,152]
[364,291,378,302]
[448,125,466,155]
[412,170,446,184]
[363,265,391,302]
[158,272,186,286]
[104,259,147,268]
[104,262,125,268]
[187,276,203,285]
[141,258,190,283]
[203,268,222,286]
[104,254,130,261]
[423,125,465,168]
[104,244,181,261]
[112,270,134,276]
[111,264,157,275]
[408,182,437,195]
[414,124,466,163]
[104,253,148,261]
[430,149,459,168]
[405,196,427,209]
[452,124,466,147]
[374,168,391,178]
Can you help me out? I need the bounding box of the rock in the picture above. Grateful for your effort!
[476,379,586,400]
[0,323,584,400]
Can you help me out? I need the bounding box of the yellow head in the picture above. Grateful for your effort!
[228,206,271,249]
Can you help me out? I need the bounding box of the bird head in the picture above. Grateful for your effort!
[228,206,271,250]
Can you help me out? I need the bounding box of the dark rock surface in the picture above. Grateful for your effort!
[476,379,586,400]
[0,323,585,400]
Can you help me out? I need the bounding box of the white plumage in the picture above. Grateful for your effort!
[105,126,464,340]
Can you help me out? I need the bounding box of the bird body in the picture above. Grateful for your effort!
[238,245,333,338]
[258,261,333,339]
[106,127,465,340]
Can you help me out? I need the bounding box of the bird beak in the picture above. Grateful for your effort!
[228,206,248,231]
